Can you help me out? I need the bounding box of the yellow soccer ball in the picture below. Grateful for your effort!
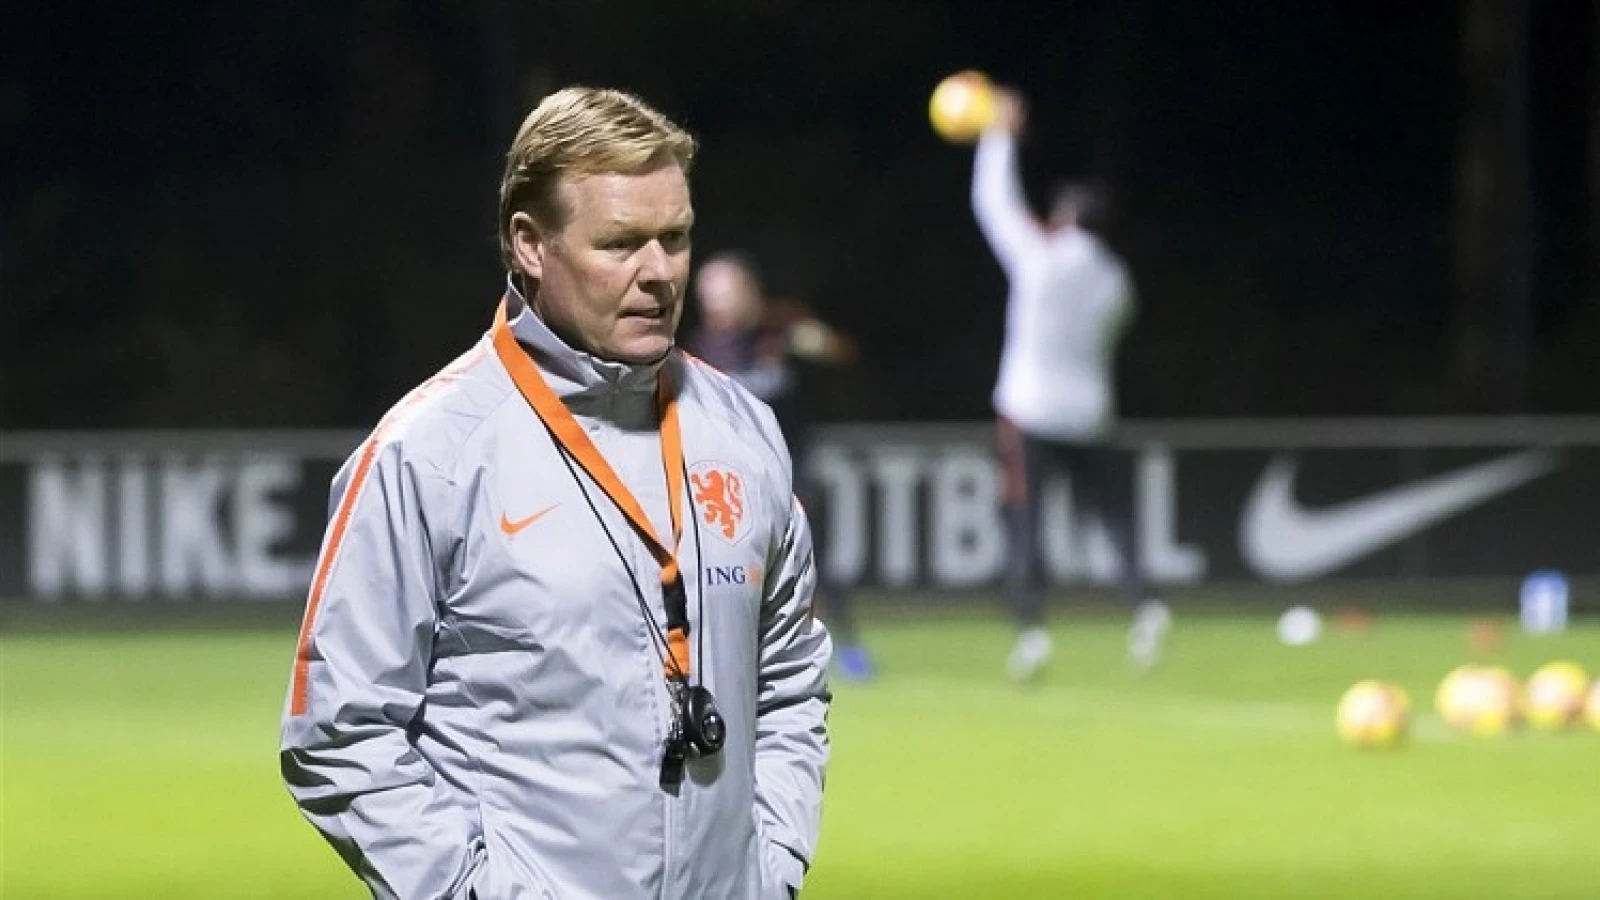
[1337,680,1410,749]
[928,70,997,144]
[1474,666,1520,736]
[1524,661,1591,731]
[1436,665,1519,737]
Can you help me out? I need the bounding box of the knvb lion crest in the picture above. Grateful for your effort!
[689,460,750,544]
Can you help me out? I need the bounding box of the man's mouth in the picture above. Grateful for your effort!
[623,307,670,321]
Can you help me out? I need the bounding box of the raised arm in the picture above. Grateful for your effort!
[971,90,1043,271]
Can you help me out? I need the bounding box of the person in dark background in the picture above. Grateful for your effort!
[690,252,877,683]
[972,87,1171,681]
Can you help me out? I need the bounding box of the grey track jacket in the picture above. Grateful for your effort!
[281,300,832,900]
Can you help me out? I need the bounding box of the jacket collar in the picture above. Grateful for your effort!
[505,277,667,400]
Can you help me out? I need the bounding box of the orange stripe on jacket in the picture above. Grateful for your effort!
[289,344,486,716]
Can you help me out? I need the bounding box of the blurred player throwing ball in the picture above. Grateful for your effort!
[968,84,1170,679]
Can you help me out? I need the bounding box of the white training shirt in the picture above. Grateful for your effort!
[972,130,1133,441]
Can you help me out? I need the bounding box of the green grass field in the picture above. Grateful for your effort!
[4,609,1598,898]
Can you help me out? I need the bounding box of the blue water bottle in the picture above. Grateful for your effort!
[1519,570,1569,634]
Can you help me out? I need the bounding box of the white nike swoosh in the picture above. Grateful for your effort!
[1241,449,1560,582]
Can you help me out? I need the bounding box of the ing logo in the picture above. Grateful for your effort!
[689,460,750,545]
[702,561,764,591]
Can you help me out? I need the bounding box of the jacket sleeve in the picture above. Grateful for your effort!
[280,440,483,900]
[972,129,1043,272]
[755,495,834,897]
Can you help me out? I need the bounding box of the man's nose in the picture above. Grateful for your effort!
[636,239,674,286]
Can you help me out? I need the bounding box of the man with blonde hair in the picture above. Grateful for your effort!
[282,87,831,900]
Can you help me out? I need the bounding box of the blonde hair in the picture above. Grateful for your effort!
[498,87,697,268]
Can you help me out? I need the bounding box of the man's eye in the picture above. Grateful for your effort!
[660,230,691,251]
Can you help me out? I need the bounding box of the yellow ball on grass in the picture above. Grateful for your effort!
[1337,680,1410,750]
[1524,661,1591,731]
[1436,665,1520,737]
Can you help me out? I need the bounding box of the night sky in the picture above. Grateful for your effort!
[2,1,1595,427]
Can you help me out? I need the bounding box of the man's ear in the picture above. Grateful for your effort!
[509,211,546,281]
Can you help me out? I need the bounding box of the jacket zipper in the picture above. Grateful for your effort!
[649,536,675,900]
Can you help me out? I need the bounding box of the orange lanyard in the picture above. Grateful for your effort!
[491,299,692,676]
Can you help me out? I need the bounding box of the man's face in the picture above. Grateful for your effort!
[511,159,694,365]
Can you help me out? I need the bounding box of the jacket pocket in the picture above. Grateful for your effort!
[477,814,559,900]
[468,856,557,900]
[761,839,806,900]
[450,837,489,900]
